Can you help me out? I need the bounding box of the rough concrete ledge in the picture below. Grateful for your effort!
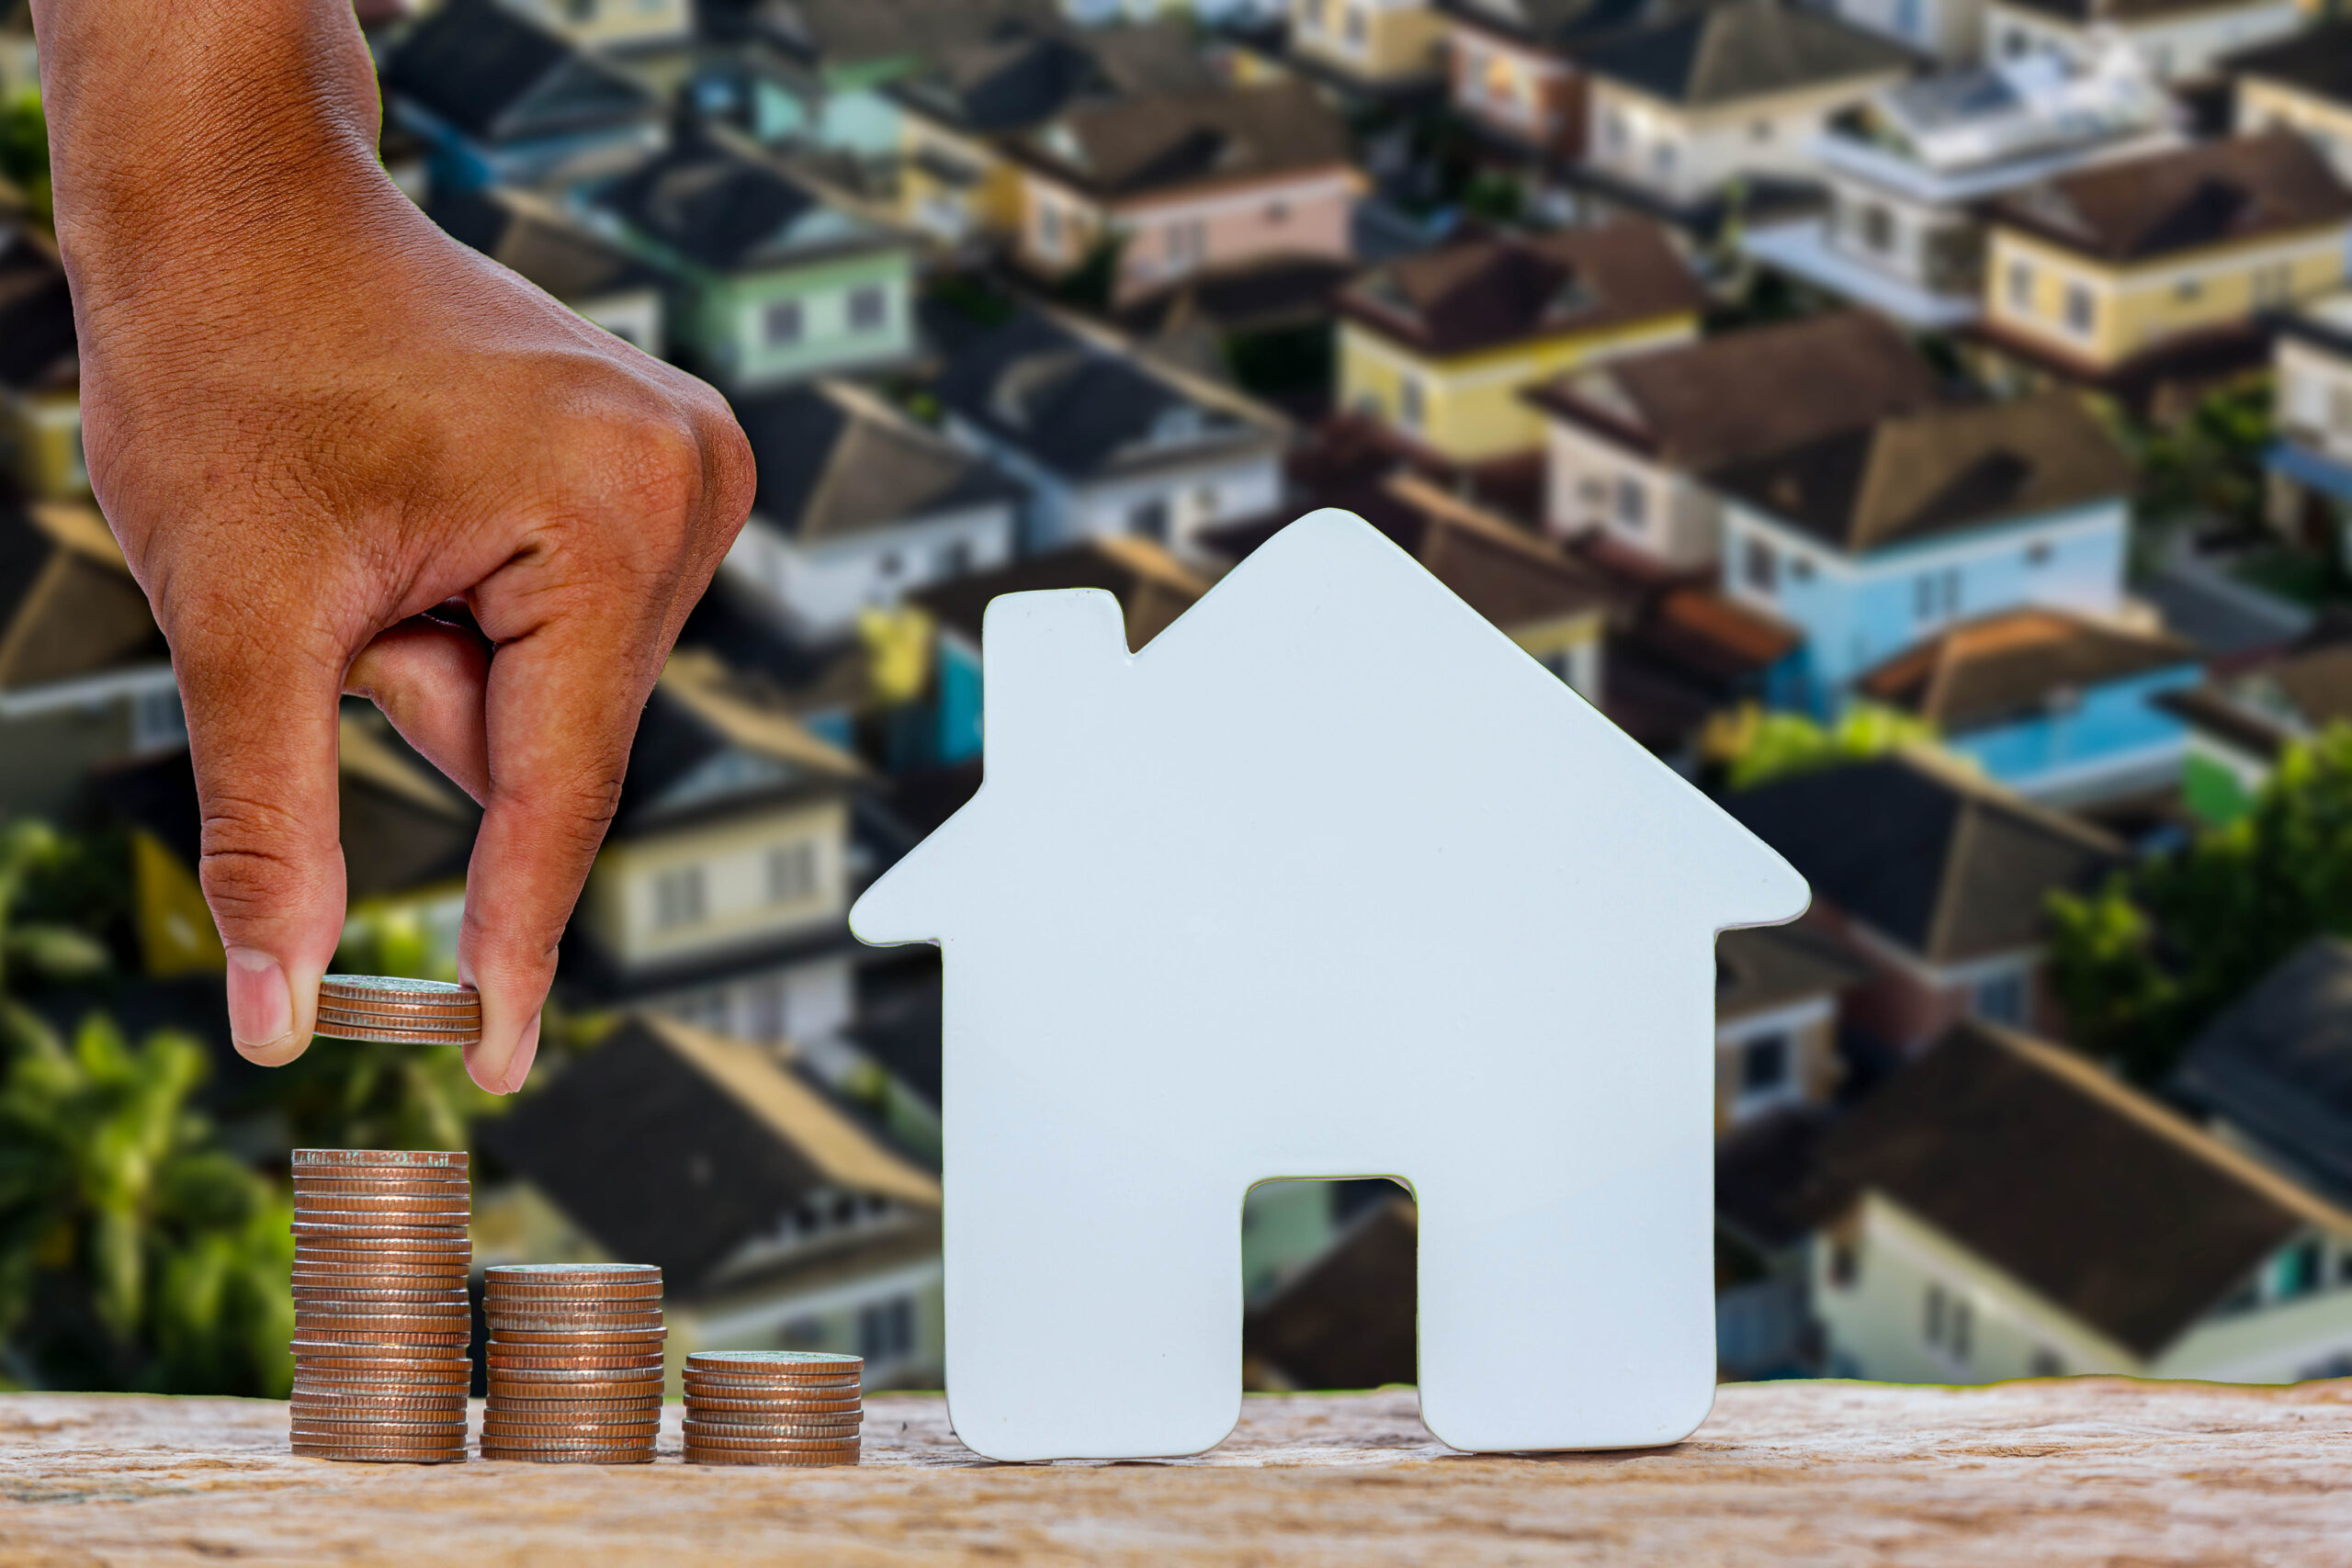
[5,1380,2351,1565]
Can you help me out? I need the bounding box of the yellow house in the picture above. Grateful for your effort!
[1289,0,1449,85]
[1980,131,2352,382]
[2230,23,2352,187]
[1335,220,1706,464]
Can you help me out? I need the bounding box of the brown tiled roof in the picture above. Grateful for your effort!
[1525,311,1943,474]
[1010,79,1353,202]
[1339,220,1705,359]
[1710,391,2133,554]
[1717,923,1864,1022]
[1857,609,2199,733]
[913,536,1208,650]
[1990,131,2352,264]
[1643,587,1802,680]
[1380,474,1626,631]
[2160,637,2352,760]
[1822,1021,2352,1357]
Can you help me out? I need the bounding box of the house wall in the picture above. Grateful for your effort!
[1584,73,1911,210]
[579,797,850,971]
[723,500,1022,645]
[1447,22,1583,155]
[0,674,178,823]
[689,248,917,390]
[1942,664,2200,803]
[2238,78,2352,186]
[899,117,1023,243]
[1016,177,1109,278]
[1827,171,1985,300]
[681,1235,947,1389]
[2275,335,2352,465]
[2154,1238,2352,1381]
[1288,0,1448,83]
[1713,996,1840,1136]
[1340,313,1701,463]
[1540,413,1723,568]
[1721,497,2130,699]
[395,103,663,196]
[576,287,664,359]
[1983,0,2302,80]
[640,951,857,1048]
[1828,0,1982,63]
[1984,224,2347,372]
[944,412,1284,557]
[1014,169,1360,301]
[0,389,87,501]
[499,0,694,47]
[1807,906,2058,1055]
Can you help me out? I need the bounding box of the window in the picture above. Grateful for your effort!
[1924,1283,1971,1360]
[847,286,888,332]
[766,840,819,906]
[2063,281,2096,337]
[1613,474,1647,531]
[1860,203,1894,254]
[652,864,707,932]
[1914,567,1960,623]
[1037,201,1062,252]
[1652,141,1678,180]
[877,550,903,578]
[1739,1033,1790,1094]
[857,1295,916,1363]
[1743,536,1778,594]
[2006,260,2034,313]
[1790,556,1814,583]
[1398,376,1425,430]
[1924,1282,1946,1345]
[936,539,974,579]
[1130,496,1171,543]
[132,685,187,751]
[749,976,788,1042]
[1950,1298,1973,1360]
[764,299,804,346]
[1973,969,2027,1025]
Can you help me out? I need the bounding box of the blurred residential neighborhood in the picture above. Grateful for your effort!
[11,0,2352,1402]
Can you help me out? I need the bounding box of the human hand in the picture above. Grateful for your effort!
[34,0,755,1091]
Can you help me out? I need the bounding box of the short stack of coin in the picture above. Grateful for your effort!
[288,1149,471,1464]
[312,976,481,1047]
[481,1264,665,1463]
[683,1351,864,1466]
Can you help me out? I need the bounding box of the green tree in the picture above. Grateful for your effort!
[1710,703,1944,790]
[0,821,109,1054]
[0,89,51,225]
[2127,382,2272,530]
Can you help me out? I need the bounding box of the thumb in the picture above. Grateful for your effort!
[174,621,348,1064]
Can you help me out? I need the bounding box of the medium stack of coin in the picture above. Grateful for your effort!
[682,1351,864,1466]
[480,1264,665,1463]
[313,976,481,1048]
[288,1149,471,1464]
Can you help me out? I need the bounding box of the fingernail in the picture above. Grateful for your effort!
[501,1010,543,1095]
[225,947,294,1053]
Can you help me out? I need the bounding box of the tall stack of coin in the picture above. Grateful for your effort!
[312,976,481,1047]
[683,1351,864,1466]
[288,1149,471,1463]
[481,1264,665,1463]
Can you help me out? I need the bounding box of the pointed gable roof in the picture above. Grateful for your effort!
[1340,220,1705,359]
[1576,0,1913,108]
[1710,390,2132,554]
[2177,938,2352,1207]
[596,134,894,272]
[734,381,1023,545]
[427,185,663,302]
[1990,131,2352,263]
[2226,21,2352,112]
[612,651,866,835]
[890,17,1216,136]
[1856,608,2198,733]
[0,502,164,694]
[384,0,659,145]
[1010,79,1353,202]
[1440,0,1712,49]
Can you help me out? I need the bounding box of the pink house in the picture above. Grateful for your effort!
[1006,80,1363,304]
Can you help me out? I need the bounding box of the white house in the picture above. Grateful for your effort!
[1982,0,2302,84]
[848,510,1810,1460]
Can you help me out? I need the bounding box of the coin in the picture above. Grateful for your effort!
[294,1444,466,1464]
[678,1433,861,1454]
[684,1376,861,1397]
[292,1334,471,1353]
[492,1327,665,1345]
[293,1194,471,1212]
[291,1289,469,1306]
[481,1416,662,1437]
[684,1395,862,1417]
[683,1446,858,1467]
[687,1350,859,1373]
[294,1147,467,1169]
[319,976,479,1007]
[486,1395,662,1414]
[291,1393,469,1415]
[485,1317,662,1337]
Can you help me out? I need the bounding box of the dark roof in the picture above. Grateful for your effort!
[2226,22,2352,108]
[700,0,1060,69]
[0,228,75,393]
[1856,609,2199,733]
[935,310,1284,479]
[1716,923,1864,1021]
[1715,1107,1832,1254]
[610,651,867,836]
[914,536,1208,650]
[1009,79,1353,202]
[596,135,896,272]
[889,18,1216,136]
[0,503,163,694]
[1575,0,1913,107]
[1339,220,1706,359]
[1823,1021,2352,1356]
[480,1014,940,1294]
[1724,752,2124,964]
[1525,312,1943,475]
[383,0,659,144]
[846,964,943,1107]
[1710,391,2133,554]
[426,186,664,301]
[1440,0,1711,49]
[1990,131,2352,263]
[1241,1196,1418,1390]
[2177,939,2352,1207]
[735,382,1023,544]
[2007,0,2293,25]
[1114,254,1355,341]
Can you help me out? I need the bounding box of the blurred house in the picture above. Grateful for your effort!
[1815,0,1984,63]
[1714,1107,1831,1378]
[1335,220,1704,469]
[1241,1192,1419,1389]
[2175,938,2352,1209]
[1853,609,2202,804]
[2228,23,2352,186]
[426,184,669,354]
[1743,48,2182,330]
[1285,0,1450,89]
[937,310,1290,556]
[1525,310,1943,570]
[1709,390,2134,708]
[1726,751,2125,1054]
[1574,0,1914,223]
[0,228,85,502]
[1971,131,2352,406]
[1982,0,2300,86]
[478,1014,946,1388]
[1713,925,1862,1136]
[0,502,179,822]
[2264,290,2352,561]
[1815,1020,2352,1382]
[1437,0,1690,160]
[497,0,695,51]
[592,128,918,390]
[381,0,666,195]
[1002,80,1361,303]
[0,0,34,98]
[719,380,1026,644]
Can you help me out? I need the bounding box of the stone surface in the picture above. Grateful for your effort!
[4,1380,2352,1564]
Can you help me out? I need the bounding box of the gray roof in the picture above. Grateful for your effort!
[888,18,1216,136]
[703,0,1061,69]
[734,381,1023,544]
[1440,0,1711,48]
[427,186,664,301]
[1009,79,1352,202]
[1577,0,1913,107]
[1717,924,1865,1022]
[595,134,898,272]
[2177,939,2352,1207]
[384,0,658,145]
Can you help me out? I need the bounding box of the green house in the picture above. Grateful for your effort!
[594,130,915,389]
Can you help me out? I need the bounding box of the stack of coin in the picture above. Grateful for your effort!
[683,1351,864,1466]
[312,976,481,1047]
[288,1149,471,1464]
[480,1264,665,1463]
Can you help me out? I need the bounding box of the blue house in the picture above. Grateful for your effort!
[1853,609,2203,805]
[1709,391,2136,714]
[382,0,664,196]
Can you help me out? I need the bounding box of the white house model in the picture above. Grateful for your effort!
[849,510,1810,1461]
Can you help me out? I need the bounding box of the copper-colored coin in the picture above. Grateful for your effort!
[289,1352,472,1372]
[295,1444,466,1464]
[291,1393,468,1415]
[479,1449,652,1465]
[294,1194,471,1213]
[485,1365,664,1384]
[486,1274,661,1292]
[684,1376,861,1397]
[686,1395,861,1418]
[477,1435,655,1452]
[482,1416,662,1437]
[290,1217,468,1234]
[315,1002,477,1025]
[492,1326,664,1345]
[292,1289,469,1307]
[684,1446,858,1467]
[293,1412,469,1432]
[295,1310,471,1331]
[314,1021,481,1047]
[289,1257,470,1276]
[487,1263,657,1281]
[292,1178,469,1196]
[294,1147,467,1170]
[485,1315,662,1335]
[683,1414,859,1435]
[292,1333,470,1352]
[678,1433,861,1455]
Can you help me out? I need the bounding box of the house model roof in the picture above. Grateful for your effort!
[596,133,897,272]
[1855,608,2199,734]
[1823,1021,2352,1358]
[915,535,1209,651]
[1724,750,2123,964]
[428,185,665,302]
[1710,390,2133,554]
[1575,0,1913,107]
[1988,131,2352,263]
[1525,311,1942,476]
[0,502,162,695]
[0,227,75,394]
[734,381,1024,545]
[1009,79,1354,202]
[2226,22,2352,110]
[384,0,659,144]
[889,17,1216,136]
[1339,220,1706,359]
